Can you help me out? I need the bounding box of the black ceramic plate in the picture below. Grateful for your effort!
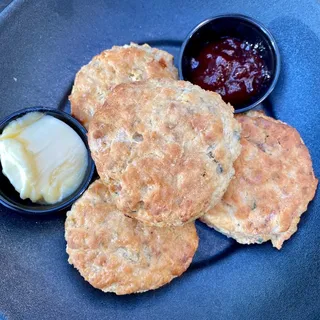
[0,1,319,319]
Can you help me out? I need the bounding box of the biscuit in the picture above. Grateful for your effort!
[88,79,241,226]
[201,111,318,249]
[69,43,178,128]
[65,180,198,295]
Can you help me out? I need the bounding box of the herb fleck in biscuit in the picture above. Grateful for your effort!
[88,79,241,226]
[201,111,318,249]
[69,43,178,128]
[65,180,198,295]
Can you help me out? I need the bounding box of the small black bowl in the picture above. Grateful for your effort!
[0,107,95,215]
[179,14,281,113]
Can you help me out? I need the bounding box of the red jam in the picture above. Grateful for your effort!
[189,37,270,107]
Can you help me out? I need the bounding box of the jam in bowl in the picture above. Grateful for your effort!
[179,14,281,113]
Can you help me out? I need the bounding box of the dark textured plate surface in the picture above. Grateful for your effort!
[0,1,319,319]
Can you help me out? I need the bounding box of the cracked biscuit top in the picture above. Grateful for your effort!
[65,180,198,295]
[201,111,318,249]
[69,43,178,129]
[88,79,241,226]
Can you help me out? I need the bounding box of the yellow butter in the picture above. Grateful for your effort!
[0,112,88,204]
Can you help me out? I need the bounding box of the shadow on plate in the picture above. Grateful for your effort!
[137,39,183,48]
[190,221,241,271]
[57,82,73,111]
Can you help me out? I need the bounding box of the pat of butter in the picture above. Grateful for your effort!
[0,112,88,204]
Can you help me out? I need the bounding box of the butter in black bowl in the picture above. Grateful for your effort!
[179,14,281,113]
[0,107,95,215]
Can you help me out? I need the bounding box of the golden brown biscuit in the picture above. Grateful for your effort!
[69,43,178,128]
[65,180,198,295]
[88,79,241,227]
[201,111,318,249]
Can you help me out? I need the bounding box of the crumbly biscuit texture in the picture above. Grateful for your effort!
[201,111,318,249]
[88,79,241,226]
[65,180,198,295]
[70,43,178,128]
